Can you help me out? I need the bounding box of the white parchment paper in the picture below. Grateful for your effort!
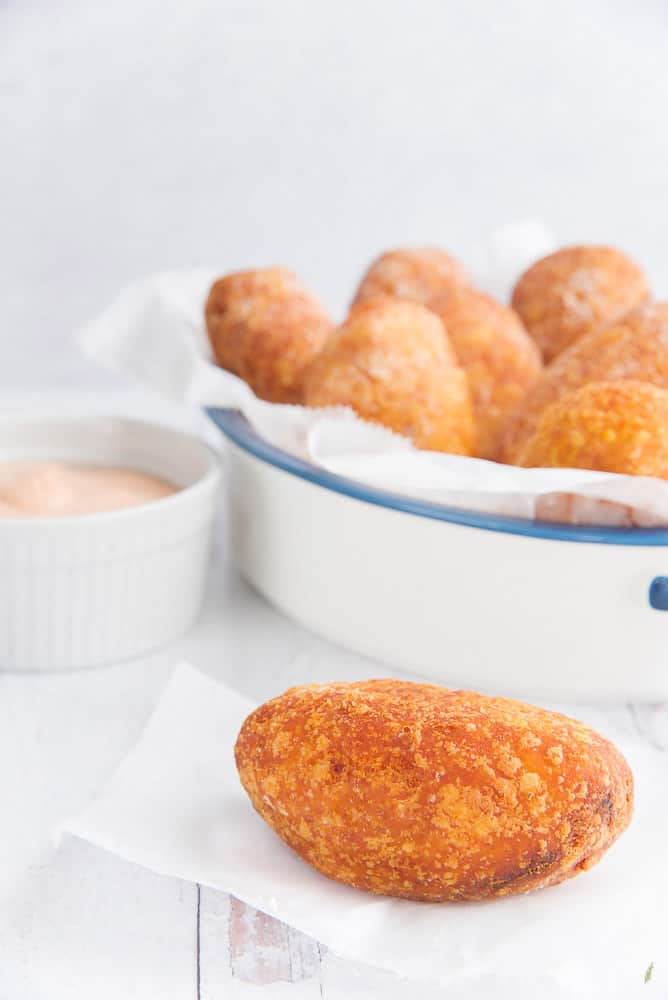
[64,663,665,999]
[78,223,668,526]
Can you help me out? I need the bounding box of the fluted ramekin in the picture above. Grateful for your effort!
[0,414,220,672]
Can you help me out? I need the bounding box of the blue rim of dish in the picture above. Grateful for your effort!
[206,408,668,547]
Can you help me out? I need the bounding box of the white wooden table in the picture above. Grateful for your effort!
[0,479,666,998]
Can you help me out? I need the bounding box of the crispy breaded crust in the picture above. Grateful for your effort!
[518,380,668,476]
[499,301,668,463]
[303,297,475,454]
[430,289,542,459]
[511,245,648,363]
[235,680,633,902]
[205,268,333,403]
[352,248,470,309]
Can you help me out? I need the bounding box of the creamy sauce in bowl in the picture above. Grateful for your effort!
[0,462,178,517]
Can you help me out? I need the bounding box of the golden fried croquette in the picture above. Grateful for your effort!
[303,297,475,454]
[205,268,333,403]
[499,301,668,464]
[429,289,542,459]
[511,245,649,362]
[235,679,634,902]
[352,247,470,309]
[518,380,668,477]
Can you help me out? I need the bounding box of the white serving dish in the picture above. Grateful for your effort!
[210,408,668,702]
[0,415,220,672]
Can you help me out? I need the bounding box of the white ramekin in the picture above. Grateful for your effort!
[0,415,220,672]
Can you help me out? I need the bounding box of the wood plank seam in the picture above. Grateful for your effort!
[196,883,202,1000]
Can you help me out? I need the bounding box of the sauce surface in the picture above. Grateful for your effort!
[0,462,178,517]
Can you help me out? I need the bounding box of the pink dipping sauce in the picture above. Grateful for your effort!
[0,462,178,517]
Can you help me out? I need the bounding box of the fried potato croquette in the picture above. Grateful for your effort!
[429,289,542,459]
[352,247,470,309]
[303,297,475,454]
[235,680,634,902]
[499,302,668,464]
[205,268,333,403]
[518,381,668,477]
[511,245,649,362]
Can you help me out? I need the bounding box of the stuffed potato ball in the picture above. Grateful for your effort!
[511,245,649,362]
[235,680,634,902]
[352,247,470,310]
[303,297,475,454]
[430,289,542,459]
[517,380,668,478]
[205,268,333,403]
[499,302,668,464]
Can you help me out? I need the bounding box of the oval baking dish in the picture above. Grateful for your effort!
[209,407,668,702]
[0,415,220,672]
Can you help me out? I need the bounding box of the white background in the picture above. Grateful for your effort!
[1,3,668,997]
[3,0,668,385]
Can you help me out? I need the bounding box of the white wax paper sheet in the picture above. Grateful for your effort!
[64,664,666,999]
